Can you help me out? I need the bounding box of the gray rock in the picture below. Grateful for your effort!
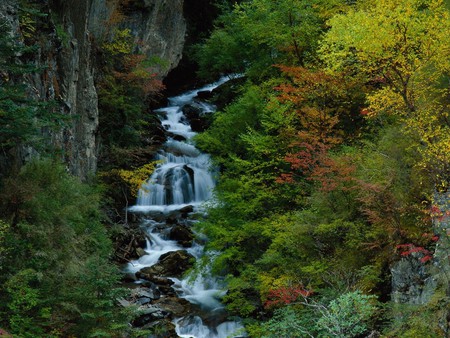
[137,250,195,279]
[169,224,194,247]
[391,254,437,305]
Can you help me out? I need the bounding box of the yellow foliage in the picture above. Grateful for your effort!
[101,161,160,197]
[102,28,133,56]
[19,12,36,39]
[320,0,450,115]
[321,0,450,184]
[117,162,160,197]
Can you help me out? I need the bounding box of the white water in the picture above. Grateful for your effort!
[127,78,246,338]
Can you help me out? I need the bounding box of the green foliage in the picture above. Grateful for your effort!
[97,26,164,159]
[320,0,450,185]
[384,289,449,337]
[261,306,312,338]
[5,269,44,337]
[0,159,130,336]
[316,291,378,337]
[259,291,378,338]
[195,0,344,81]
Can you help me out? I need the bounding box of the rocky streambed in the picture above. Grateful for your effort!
[114,79,246,337]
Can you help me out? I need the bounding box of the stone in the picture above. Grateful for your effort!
[179,204,194,215]
[153,297,194,317]
[132,306,170,327]
[181,102,213,132]
[196,90,213,100]
[137,250,195,279]
[391,254,437,305]
[169,224,194,247]
[117,298,132,307]
[136,297,152,305]
[136,247,147,257]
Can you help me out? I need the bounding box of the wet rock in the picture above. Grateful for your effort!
[142,275,175,287]
[132,306,170,327]
[153,297,194,317]
[137,289,160,300]
[136,247,147,257]
[165,205,194,224]
[137,297,152,305]
[181,102,213,132]
[169,224,194,247]
[117,298,132,307]
[167,132,187,142]
[196,90,213,100]
[137,250,195,279]
[148,211,166,223]
[179,204,194,215]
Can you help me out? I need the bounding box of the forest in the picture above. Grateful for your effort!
[1,0,450,337]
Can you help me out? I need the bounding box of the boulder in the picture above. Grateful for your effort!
[153,296,194,317]
[137,250,195,279]
[181,102,213,132]
[131,286,161,302]
[169,224,194,247]
[391,254,437,305]
[132,306,170,327]
[167,132,186,142]
[179,204,194,216]
[166,203,194,224]
[196,90,213,100]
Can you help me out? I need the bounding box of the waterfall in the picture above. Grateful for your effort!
[126,78,246,338]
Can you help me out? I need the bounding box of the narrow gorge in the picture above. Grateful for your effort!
[2,1,450,337]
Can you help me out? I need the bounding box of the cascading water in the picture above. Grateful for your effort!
[126,78,246,338]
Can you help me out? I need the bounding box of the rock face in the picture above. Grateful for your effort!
[89,0,186,78]
[391,254,437,305]
[48,0,99,179]
[1,0,186,180]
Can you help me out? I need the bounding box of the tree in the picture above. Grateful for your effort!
[320,0,450,115]
[275,65,364,187]
[0,159,129,336]
[320,0,450,186]
[195,0,346,81]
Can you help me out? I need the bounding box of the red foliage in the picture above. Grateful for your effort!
[360,108,370,116]
[395,243,433,263]
[420,255,433,263]
[112,54,164,97]
[264,285,312,309]
[274,66,359,191]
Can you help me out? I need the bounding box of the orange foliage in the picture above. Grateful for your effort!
[113,54,164,97]
[275,66,354,188]
[264,285,313,309]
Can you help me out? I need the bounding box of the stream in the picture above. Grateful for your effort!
[125,78,246,338]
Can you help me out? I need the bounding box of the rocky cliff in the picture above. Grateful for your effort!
[1,0,186,180]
